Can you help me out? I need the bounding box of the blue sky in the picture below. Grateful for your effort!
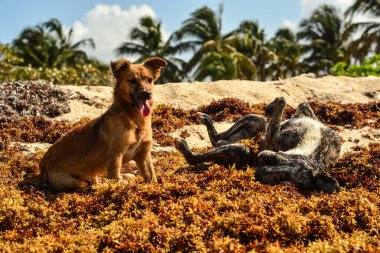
[0,0,354,62]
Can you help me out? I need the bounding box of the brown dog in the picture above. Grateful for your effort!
[30,57,167,191]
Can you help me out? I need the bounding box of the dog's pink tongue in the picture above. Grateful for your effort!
[138,100,151,117]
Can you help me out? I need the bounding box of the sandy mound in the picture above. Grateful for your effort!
[13,75,378,154]
[157,75,380,110]
[59,75,380,121]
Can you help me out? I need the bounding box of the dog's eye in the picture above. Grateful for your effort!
[129,79,138,85]
[147,78,153,83]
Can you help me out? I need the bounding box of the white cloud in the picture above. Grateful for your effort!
[282,19,297,31]
[68,4,169,63]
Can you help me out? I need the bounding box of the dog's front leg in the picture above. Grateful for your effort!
[134,150,157,182]
[106,155,123,180]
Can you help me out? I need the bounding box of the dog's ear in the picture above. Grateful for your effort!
[110,59,131,80]
[143,57,167,81]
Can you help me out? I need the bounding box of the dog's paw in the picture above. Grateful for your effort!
[275,97,286,109]
[174,138,189,152]
[196,112,212,125]
[121,173,137,180]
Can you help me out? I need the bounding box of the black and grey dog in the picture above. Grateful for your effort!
[175,97,341,193]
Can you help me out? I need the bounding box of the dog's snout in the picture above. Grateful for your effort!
[140,91,151,100]
[299,103,309,109]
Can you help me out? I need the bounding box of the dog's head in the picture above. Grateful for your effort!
[291,102,318,120]
[257,150,340,193]
[111,57,167,117]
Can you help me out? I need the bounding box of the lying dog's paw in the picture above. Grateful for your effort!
[275,97,286,110]
[174,138,189,152]
[196,112,212,125]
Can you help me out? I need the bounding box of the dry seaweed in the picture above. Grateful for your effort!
[330,143,380,191]
[0,117,89,145]
[309,100,380,128]
[152,105,196,146]
[1,97,380,252]
[0,142,379,252]
[196,98,253,122]
[0,80,70,118]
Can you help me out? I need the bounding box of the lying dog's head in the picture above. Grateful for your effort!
[257,150,340,193]
[291,102,318,120]
[111,57,167,117]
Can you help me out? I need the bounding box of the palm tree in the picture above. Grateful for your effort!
[345,0,380,17]
[267,28,302,79]
[297,4,352,74]
[12,18,95,68]
[175,5,222,76]
[174,5,256,81]
[116,16,185,83]
[345,0,380,61]
[227,21,276,81]
[194,45,256,81]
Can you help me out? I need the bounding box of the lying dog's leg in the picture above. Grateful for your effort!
[264,97,286,151]
[175,138,252,168]
[196,112,219,146]
[197,112,266,147]
[216,114,267,145]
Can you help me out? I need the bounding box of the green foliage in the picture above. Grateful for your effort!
[332,55,380,77]
[0,43,111,86]
[0,43,24,81]
[8,64,111,86]
[227,20,277,81]
[297,5,351,74]
[175,6,257,81]
[268,28,303,79]
[12,18,95,69]
[3,1,380,83]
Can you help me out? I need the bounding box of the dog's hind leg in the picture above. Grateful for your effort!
[175,138,252,168]
[197,112,266,147]
[48,172,87,192]
[106,156,123,180]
